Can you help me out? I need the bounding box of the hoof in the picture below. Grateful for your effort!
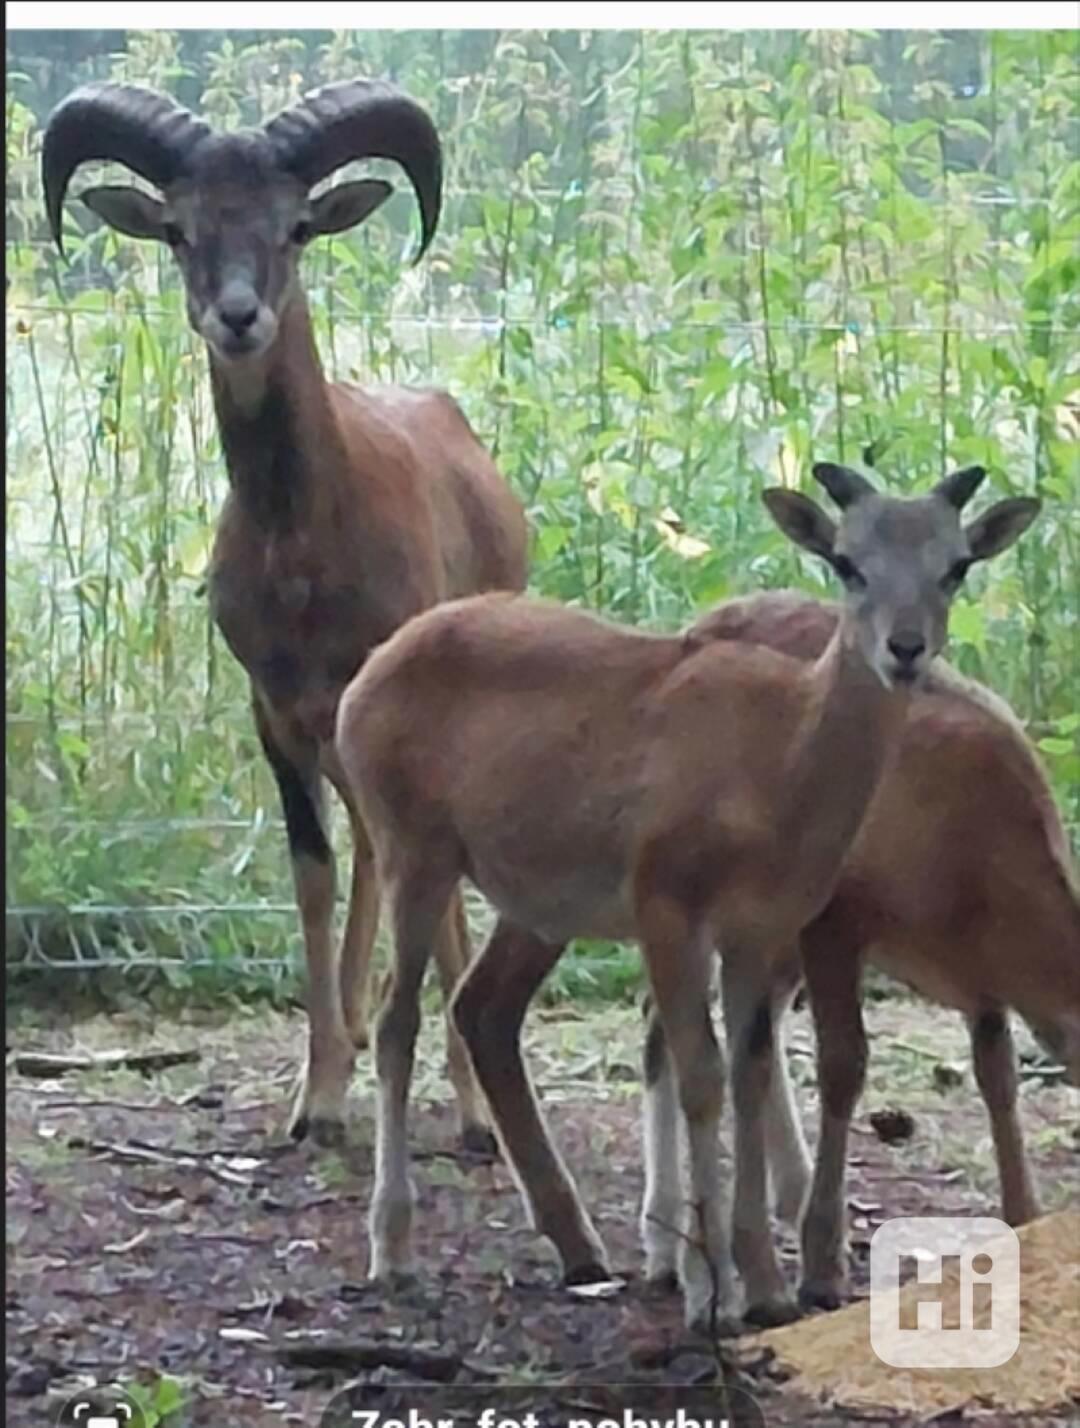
[686,1310,743,1339]
[310,1116,347,1149]
[798,1280,847,1312]
[459,1123,498,1158]
[644,1268,680,1293]
[370,1266,419,1292]
[743,1295,801,1329]
[290,1113,346,1149]
[564,1261,613,1287]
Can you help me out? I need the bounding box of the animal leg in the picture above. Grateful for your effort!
[639,996,683,1286]
[970,1007,1040,1226]
[722,951,800,1327]
[337,805,381,1052]
[763,962,812,1226]
[433,888,496,1155]
[640,966,809,1288]
[368,850,458,1281]
[637,889,740,1335]
[255,699,352,1147]
[798,915,867,1310]
[452,918,610,1280]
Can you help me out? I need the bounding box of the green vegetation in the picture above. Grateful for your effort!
[5,29,1078,1001]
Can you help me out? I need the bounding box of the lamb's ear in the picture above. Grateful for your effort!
[763,488,837,562]
[935,465,986,510]
[812,462,875,510]
[308,179,392,237]
[965,497,1041,563]
[81,185,169,241]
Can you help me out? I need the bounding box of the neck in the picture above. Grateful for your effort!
[209,297,340,531]
[783,617,911,894]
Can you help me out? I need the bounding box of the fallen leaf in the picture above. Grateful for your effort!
[104,1228,151,1254]
[121,1196,186,1221]
[565,1278,625,1299]
[222,1156,263,1173]
[276,1238,318,1260]
[220,1326,270,1343]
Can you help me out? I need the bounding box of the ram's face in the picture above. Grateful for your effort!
[79,133,395,366]
[162,141,308,361]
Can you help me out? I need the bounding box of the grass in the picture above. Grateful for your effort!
[5,28,1079,1001]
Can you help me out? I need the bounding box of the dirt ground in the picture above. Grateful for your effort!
[6,992,1080,1428]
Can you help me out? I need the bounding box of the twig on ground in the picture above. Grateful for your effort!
[12,1048,200,1078]
[885,1039,942,1062]
[33,1097,187,1114]
[65,1136,254,1187]
[274,1338,462,1380]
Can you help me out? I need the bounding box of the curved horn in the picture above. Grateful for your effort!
[812,462,877,510]
[42,82,211,255]
[264,79,442,260]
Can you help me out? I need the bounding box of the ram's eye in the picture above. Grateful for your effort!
[941,558,971,591]
[291,220,313,245]
[162,222,184,248]
[832,554,867,589]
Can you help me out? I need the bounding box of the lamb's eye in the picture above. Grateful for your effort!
[832,554,867,589]
[163,222,185,248]
[291,220,313,245]
[942,558,971,591]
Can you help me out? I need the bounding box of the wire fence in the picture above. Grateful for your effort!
[7,27,1079,982]
[9,303,1078,337]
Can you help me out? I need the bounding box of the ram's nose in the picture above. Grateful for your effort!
[217,291,259,337]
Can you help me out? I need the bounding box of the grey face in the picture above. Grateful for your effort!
[79,134,392,364]
[829,493,972,686]
[764,466,1040,691]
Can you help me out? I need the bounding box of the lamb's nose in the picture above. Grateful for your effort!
[887,632,926,666]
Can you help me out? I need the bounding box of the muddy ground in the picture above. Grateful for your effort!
[6,993,1080,1427]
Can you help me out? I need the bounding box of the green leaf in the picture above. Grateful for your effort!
[946,117,991,141]
[151,1377,186,1417]
[1038,737,1076,758]
[533,524,570,563]
[948,601,987,655]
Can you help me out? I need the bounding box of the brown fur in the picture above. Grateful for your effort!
[339,584,1062,1326]
[206,299,527,1146]
[642,589,1080,1307]
[692,590,1080,1032]
[42,79,529,1150]
[333,472,1039,1326]
[336,587,913,1328]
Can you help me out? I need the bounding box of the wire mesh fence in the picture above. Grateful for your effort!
[6,28,1079,984]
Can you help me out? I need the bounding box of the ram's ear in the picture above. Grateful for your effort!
[308,179,392,237]
[81,185,169,241]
